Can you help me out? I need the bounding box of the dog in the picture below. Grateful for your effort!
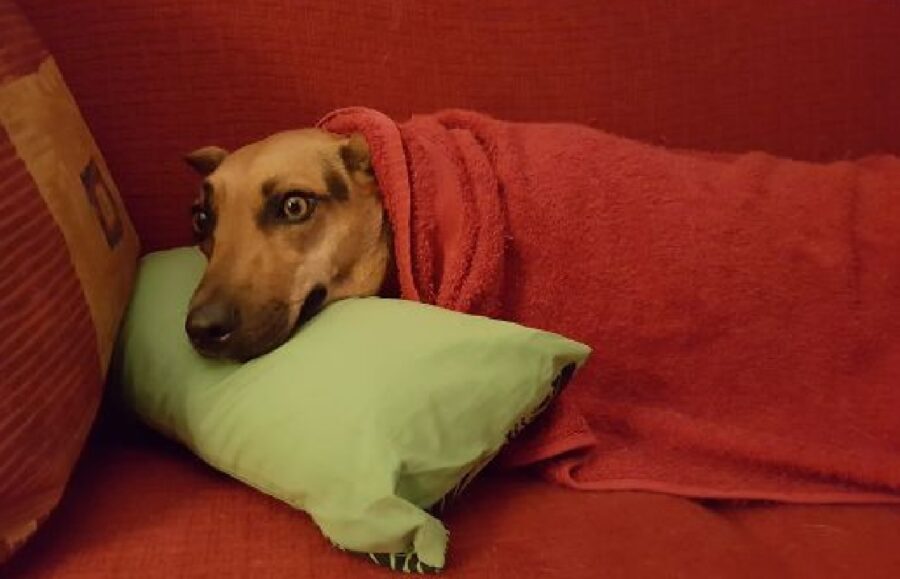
[183,130,390,360]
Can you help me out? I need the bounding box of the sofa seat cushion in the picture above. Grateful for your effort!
[7,425,900,579]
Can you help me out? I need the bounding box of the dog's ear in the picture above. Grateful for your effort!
[184,146,229,176]
[339,133,372,181]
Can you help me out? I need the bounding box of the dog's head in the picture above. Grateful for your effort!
[183,129,388,361]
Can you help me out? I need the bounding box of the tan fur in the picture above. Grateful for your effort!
[186,129,389,360]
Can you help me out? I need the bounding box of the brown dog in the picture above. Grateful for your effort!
[184,130,389,360]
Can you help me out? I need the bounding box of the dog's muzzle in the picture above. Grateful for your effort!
[185,286,328,360]
[185,300,240,352]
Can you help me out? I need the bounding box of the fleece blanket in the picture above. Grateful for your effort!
[319,108,900,503]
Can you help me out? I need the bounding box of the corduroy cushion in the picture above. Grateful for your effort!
[0,0,139,563]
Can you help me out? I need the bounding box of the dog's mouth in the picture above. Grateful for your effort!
[293,284,328,333]
[191,286,328,362]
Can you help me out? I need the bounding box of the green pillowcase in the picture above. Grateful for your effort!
[116,247,590,572]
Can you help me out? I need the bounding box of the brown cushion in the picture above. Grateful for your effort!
[7,427,900,578]
[0,0,138,562]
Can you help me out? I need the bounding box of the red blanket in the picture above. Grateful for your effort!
[320,108,900,503]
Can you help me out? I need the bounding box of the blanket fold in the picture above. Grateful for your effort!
[319,107,900,503]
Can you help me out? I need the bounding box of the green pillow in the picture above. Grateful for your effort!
[116,247,590,572]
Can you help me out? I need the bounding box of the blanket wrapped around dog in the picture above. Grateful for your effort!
[319,108,900,503]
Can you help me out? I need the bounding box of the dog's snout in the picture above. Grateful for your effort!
[186,301,240,350]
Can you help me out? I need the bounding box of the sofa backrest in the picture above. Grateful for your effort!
[20,0,900,252]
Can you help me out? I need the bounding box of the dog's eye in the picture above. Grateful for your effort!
[281,194,317,222]
[191,207,212,237]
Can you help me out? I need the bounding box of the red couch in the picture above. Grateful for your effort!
[7,1,900,577]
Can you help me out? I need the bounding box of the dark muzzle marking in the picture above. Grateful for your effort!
[294,285,328,332]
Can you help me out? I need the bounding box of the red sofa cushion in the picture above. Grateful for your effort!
[7,424,900,579]
[19,0,900,253]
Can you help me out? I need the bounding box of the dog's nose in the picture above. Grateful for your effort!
[185,301,239,349]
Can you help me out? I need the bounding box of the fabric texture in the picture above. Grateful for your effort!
[6,2,900,576]
[17,0,900,253]
[7,431,900,579]
[320,107,900,503]
[116,247,589,570]
[0,0,139,563]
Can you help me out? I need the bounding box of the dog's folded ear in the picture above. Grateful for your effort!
[339,133,372,180]
[185,146,229,176]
